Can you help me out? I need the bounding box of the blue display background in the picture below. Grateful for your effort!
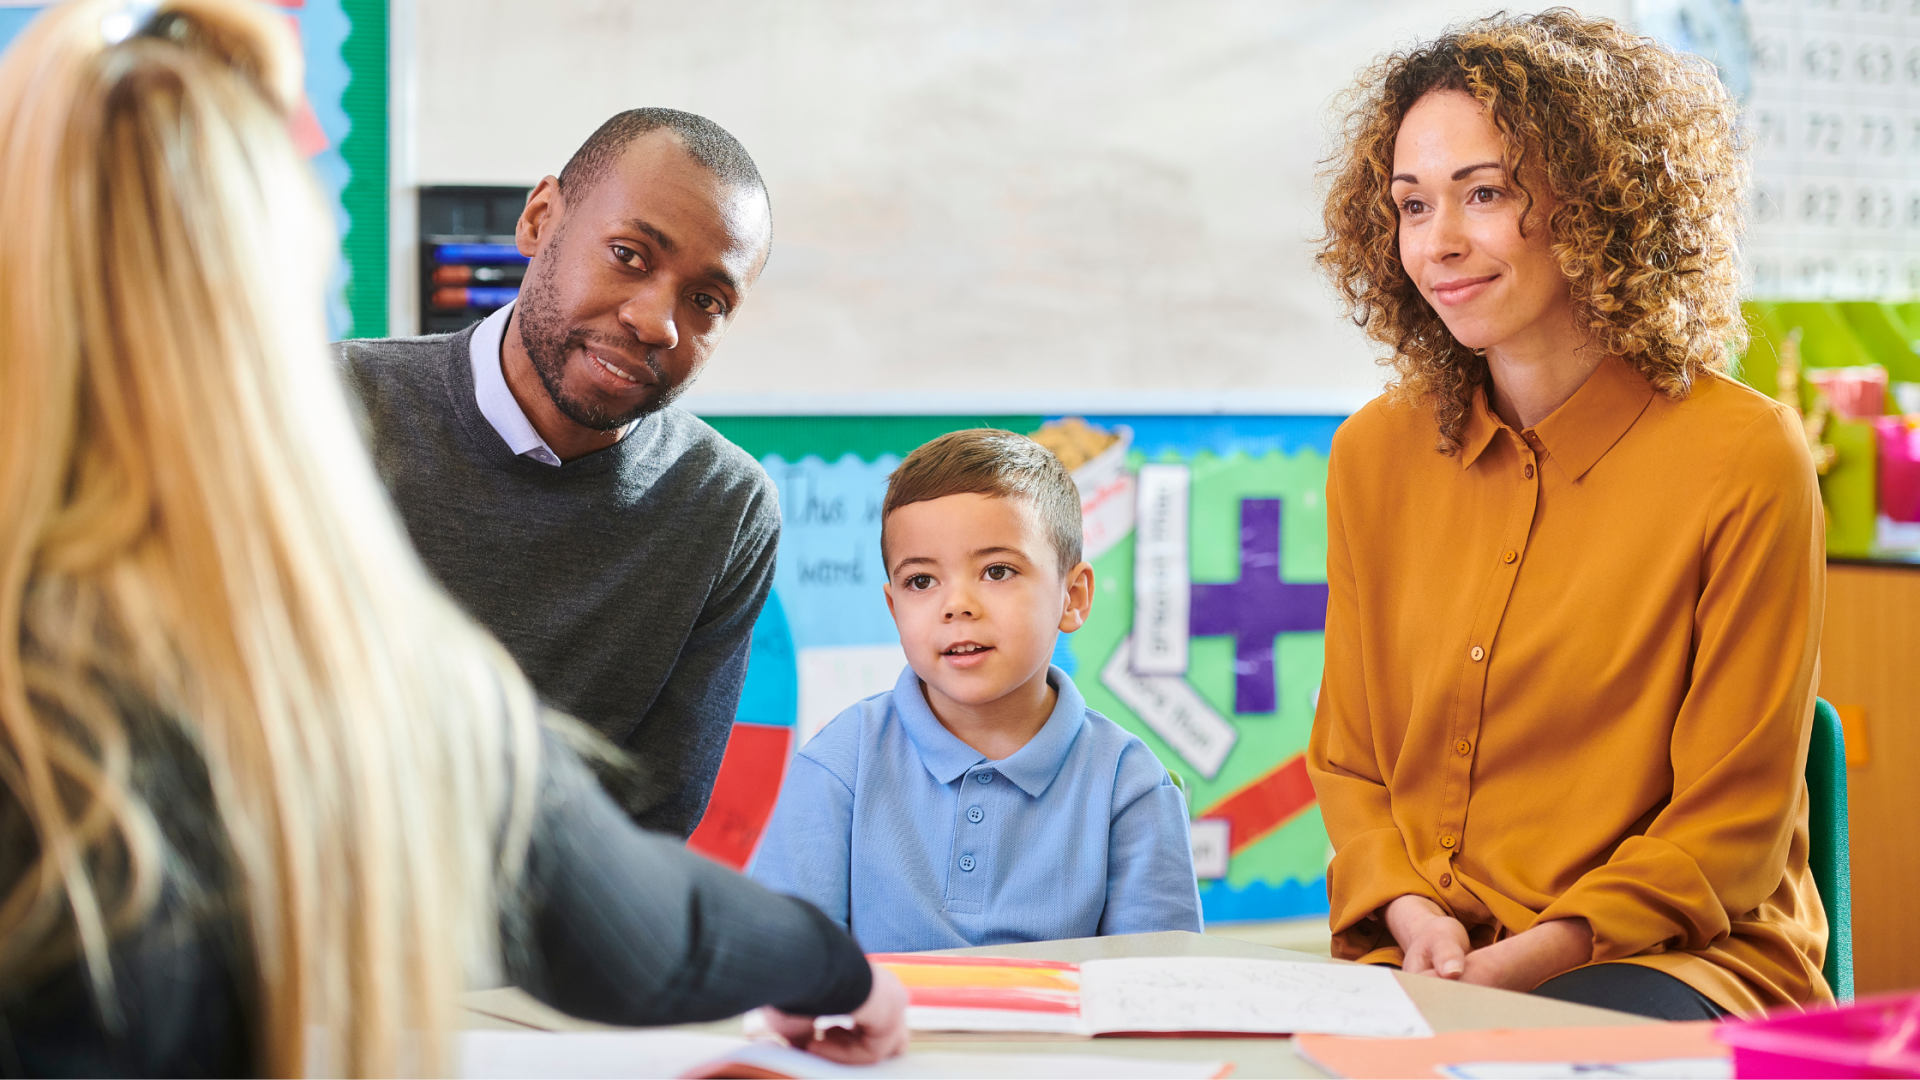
[0,2,362,337]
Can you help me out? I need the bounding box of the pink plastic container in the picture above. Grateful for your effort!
[1716,992,1920,1078]
[1879,415,1920,523]
[1809,365,1891,421]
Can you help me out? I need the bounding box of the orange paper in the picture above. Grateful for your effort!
[1294,1021,1726,1079]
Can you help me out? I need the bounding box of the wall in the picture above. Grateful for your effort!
[406,0,1627,401]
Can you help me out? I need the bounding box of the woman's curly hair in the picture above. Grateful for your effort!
[1316,9,1747,452]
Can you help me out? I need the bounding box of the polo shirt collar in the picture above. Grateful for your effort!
[1459,356,1655,481]
[892,663,1088,797]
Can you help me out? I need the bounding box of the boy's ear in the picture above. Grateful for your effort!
[1057,561,1095,633]
[883,581,896,619]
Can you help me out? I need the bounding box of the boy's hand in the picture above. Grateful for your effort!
[760,961,910,1064]
[1384,894,1470,979]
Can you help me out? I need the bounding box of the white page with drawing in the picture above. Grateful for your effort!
[1077,957,1433,1039]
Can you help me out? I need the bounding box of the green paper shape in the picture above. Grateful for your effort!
[1066,447,1331,891]
[1824,419,1878,557]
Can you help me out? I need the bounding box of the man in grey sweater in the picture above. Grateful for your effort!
[338,109,778,837]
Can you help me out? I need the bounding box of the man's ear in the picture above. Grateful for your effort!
[517,176,563,258]
[1057,561,1095,633]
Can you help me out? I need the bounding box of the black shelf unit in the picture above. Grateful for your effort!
[418,185,533,335]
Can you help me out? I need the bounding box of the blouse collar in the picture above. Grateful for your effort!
[1459,355,1656,481]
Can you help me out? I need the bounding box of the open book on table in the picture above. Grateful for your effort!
[869,954,1433,1039]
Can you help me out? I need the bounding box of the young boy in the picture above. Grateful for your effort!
[751,429,1201,952]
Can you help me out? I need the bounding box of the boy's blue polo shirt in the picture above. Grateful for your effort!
[750,664,1202,952]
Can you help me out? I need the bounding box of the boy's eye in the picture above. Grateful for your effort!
[903,573,934,590]
[983,564,1017,582]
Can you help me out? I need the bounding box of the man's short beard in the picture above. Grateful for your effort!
[515,259,685,431]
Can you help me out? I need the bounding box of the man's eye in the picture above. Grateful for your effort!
[611,244,644,268]
[692,292,727,316]
[984,564,1016,582]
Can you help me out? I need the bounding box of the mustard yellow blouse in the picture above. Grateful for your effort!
[1307,357,1829,1014]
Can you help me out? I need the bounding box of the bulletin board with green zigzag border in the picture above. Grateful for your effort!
[686,413,1345,924]
[0,0,387,339]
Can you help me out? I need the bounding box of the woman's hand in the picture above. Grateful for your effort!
[760,961,910,1064]
[1460,917,1593,992]
[1384,895,1470,978]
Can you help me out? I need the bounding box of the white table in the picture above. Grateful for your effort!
[462,930,1657,1079]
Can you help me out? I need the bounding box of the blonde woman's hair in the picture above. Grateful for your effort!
[1316,9,1746,452]
[0,1,540,1075]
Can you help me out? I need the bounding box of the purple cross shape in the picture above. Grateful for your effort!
[1189,498,1329,714]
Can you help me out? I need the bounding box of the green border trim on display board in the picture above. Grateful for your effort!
[705,415,1045,463]
[337,0,387,338]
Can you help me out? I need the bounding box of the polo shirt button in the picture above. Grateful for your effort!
[959,855,976,872]
[1524,464,1535,479]
[1455,739,1471,755]
[967,806,984,823]
[1501,550,1516,564]
[1440,834,1456,849]
[1469,646,1485,662]
[1440,873,1453,888]
[977,772,994,784]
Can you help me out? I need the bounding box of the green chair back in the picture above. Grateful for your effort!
[1808,698,1853,1002]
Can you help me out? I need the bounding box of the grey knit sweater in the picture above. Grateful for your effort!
[336,326,780,837]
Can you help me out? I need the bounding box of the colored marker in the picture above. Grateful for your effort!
[432,243,529,265]
[433,264,526,285]
[431,286,520,310]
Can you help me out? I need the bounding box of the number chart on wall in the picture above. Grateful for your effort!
[1741,0,1920,298]
[686,413,1346,924]
[0,0,388,338]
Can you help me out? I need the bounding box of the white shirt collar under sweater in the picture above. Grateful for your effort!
[469,301,636,467]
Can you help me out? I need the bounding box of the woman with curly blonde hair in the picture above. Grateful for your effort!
[1306,9,1828,1019]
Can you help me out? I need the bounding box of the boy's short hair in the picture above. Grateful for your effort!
[882,429,1084,577]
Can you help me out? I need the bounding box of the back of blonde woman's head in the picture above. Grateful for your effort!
[1317,9,1747,451]
[0,2,538,1074]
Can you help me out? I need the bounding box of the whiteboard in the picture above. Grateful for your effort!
[410,0,1628,399]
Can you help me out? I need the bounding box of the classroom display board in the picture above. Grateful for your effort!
[0,0,388,339]
[686,414,1345,924]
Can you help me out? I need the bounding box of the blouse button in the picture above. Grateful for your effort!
[1440,834,1457,849]
[1455,739,1471,755]
[959,855,976,872]
[1439,873,1453,888]
[1501,550,1517,564]
[1524,464,1535,479]
[967,806,984,823]
[1469,645,1485,662]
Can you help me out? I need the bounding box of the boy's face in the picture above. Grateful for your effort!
[883,493,1093,715]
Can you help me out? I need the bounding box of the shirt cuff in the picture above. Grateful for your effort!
[1535,835,1729,962]
[1328,827,1444,960]
[768,900,874,1016]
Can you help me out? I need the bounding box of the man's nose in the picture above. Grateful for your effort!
[618,281,680,351]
